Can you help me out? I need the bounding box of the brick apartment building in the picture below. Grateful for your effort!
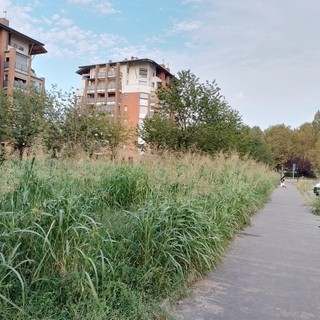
[76,57,173,127]
[76,57,174,154]
[0,18,47,93]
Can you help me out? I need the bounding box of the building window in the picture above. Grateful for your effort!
[139,67,148,83]
[139,105,148,117]
[140,93,148,99]
[15,53,28,73]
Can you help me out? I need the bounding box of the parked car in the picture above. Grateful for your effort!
[313,183,320,195]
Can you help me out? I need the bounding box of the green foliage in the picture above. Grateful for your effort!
[41,87,76,158]
[0,86,132,160]
[312,197,320,216]
[141,113,182,151]
[99,165,150,209]
[0,155,277,319]
[0,88,10,142]
[0,88,48,159]
[141,70,242,154]
[99,115,134,160]
[237,125,273,165]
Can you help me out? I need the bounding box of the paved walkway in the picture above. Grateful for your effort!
[173,181,320,320]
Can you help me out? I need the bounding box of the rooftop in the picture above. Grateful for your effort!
[0,18,47,55]
[77,57,173,77]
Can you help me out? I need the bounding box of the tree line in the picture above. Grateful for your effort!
[0,86,132,161]
[0,69,319,176]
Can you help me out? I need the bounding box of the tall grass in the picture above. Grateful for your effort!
[296,178,320,213]
[0,154,278,319]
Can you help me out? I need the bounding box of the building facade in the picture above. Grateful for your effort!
[76,57,173,130]
[0,18,47,93]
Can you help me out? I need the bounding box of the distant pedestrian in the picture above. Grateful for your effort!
[280,173,287,188]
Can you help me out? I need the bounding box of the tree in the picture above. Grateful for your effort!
[59,106,102,157]
[264,124,294,169]
[41,87,76,158]
[312,110,320,135]
[237,125,273,165]
[60,104,133,160]
[285,156,314,178]
[292,123,315,160]
[141,70,243,154]
[97,115,134,161]
[0,87,48,160]
[141,113,183,152]
[0,88,10,141]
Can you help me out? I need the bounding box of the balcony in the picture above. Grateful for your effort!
[9,42,25,52]
[96,97,106,104]
[31,81,43,92]
[3,80,8,87]
[97,72,106,79]
[107,71,122,78]
[107,97,116,105]
[14,80,27,89]
[96,105,115,113]
[107,71,116,78]
[4,62,9,69]
[107,84,116,92]
[87,98,95,105]
[86,85,95,93]
[15,62,29,73]
[97,85,106,92]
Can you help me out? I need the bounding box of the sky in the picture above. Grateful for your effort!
[1,0,320,130]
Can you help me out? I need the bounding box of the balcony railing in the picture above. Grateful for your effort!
[86,85,95,92]
[107,71,122,78]
[87,98,95,104]
[15,62,28,73]
[14,81,27,89]
[97,72,106,78]
[107,97,116,105]
[31,81,43,92]
[96,105,115,113]
[96,97,106,103]
[107,84,116,91]
[97,85,106,92]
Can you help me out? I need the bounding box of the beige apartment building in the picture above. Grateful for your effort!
[0,18,47,93]
[76,57,173,127]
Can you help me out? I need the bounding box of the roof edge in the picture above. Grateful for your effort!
[77,58,173,76]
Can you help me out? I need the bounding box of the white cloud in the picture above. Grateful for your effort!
[93,2,118,15]
[68,0,92,4]
[172,20,202,33]
[0,1,123,62]
[165,0,320,128]
[67,0,118,15]
[57,18,73,26]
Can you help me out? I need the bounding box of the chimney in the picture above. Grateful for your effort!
[0,18,9,27]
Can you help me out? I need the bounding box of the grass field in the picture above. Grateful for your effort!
[0,154,278,319]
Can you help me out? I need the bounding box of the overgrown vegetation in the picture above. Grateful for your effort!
[141,70,273,164]
[0,87,133,161]
[0,154,278,319]
[296,178,320,215]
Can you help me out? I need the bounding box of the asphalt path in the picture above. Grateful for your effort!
[173,181,320,320]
